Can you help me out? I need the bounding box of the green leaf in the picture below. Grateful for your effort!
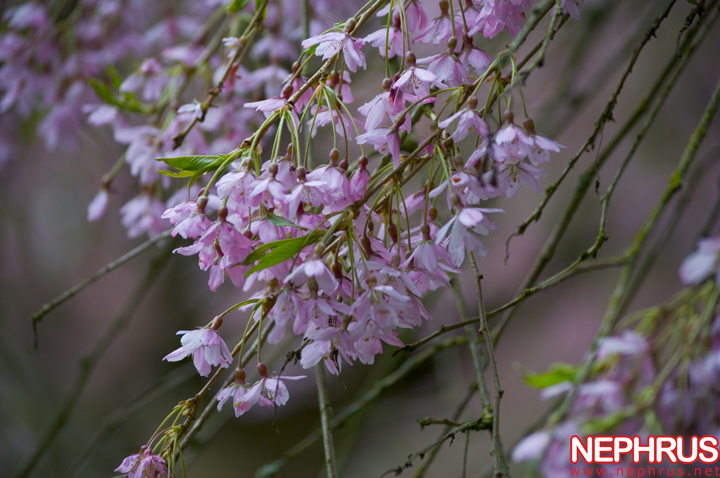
[303,43,318,57]
[266,212,306,230]
[155,155,226,172]
[158,169,196,178]
[107,65,123,89]
[88,78,150,114]
[188,169,208,195]
[227,0,250,13]
[582,408,635,434]
[243,230,325,275]
[523,362,579,389]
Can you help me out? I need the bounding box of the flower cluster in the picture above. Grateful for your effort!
[512,238,720,476]
[4,0,584,475]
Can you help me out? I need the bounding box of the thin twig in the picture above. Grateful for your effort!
[31,229,171,349]
[316,364,338,478]
[531,70,720,476]
[395,256,626,355]
[469,254,509,478]
[18,244,173,478]
[410,383,477,478]
[255,336,468,477]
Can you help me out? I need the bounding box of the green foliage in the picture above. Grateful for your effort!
[88,77,151,114]
[523,362,579,389]
[243,231,325,275]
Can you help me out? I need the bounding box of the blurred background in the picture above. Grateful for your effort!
[2,0,720,477]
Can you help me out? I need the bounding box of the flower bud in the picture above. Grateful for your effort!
[504,111,514,124]
[361,235,372,255]
[439,0,449,14]
[389,224,399,244]
[405,51,416,66]
[468,96,478,110]
[329,148,340,164]
[269,162,278,176]
[235,368,247,383]
[429,207,438,221]
[332,261,343,278]
[197,196,208,211]
[314,243,325,256]
[523,117,536,135]
[421,222,431,240]
[218,205,228,219]
[296,166,307,181]
[345,18,357,33]
[358,155,369,168]
[257,362,268,378]
[447,36,457,51]
[339,158,349,171]
[212,316,223,329]
[308,276,319,295]
[382,77,392,90]
[282,84,294,99]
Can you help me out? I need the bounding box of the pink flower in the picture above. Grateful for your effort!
[356,127,403,167]
[87,188,109,222]
[301,325,356,374]
[358,92,405,131]
[487,159,547,198]
[402,225,445,272]
[120,194,166,239]
[394,63,445,98]
[120,58,167,102]
[285,178,329,220]
[178,100,203,120]
[163,328,233,376]
[459,40,493,75]
[244,97,289,116]
[302,31,366,72]
[413,3,453,45]
[436,207,503,267]
[349,321,403,365]
[523,118,565,165]
[417,53,468,88]
[438,109,489,142]
[561,0,582,20]
[353,281,412,330]
[527,133,564,165]
[349,158,370,201]
[377,0,428,33]
[162,199,211,239]
[115,446,168,478]
[680,238,720,285]
[285,257,339,294]
[364,11,404,58]
[512,431,550,463]
[228,364,305,415]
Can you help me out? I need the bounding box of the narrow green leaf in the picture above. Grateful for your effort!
[266,212,306,230]
[227,0,250,13]
[243,230,324,275]
[88,78,150,113]
[155,155,225,172]
[523,362,578,389]
[158,169,196,178]
[107,65,123,89]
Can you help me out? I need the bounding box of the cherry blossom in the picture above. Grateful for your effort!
[163,325,233,377]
